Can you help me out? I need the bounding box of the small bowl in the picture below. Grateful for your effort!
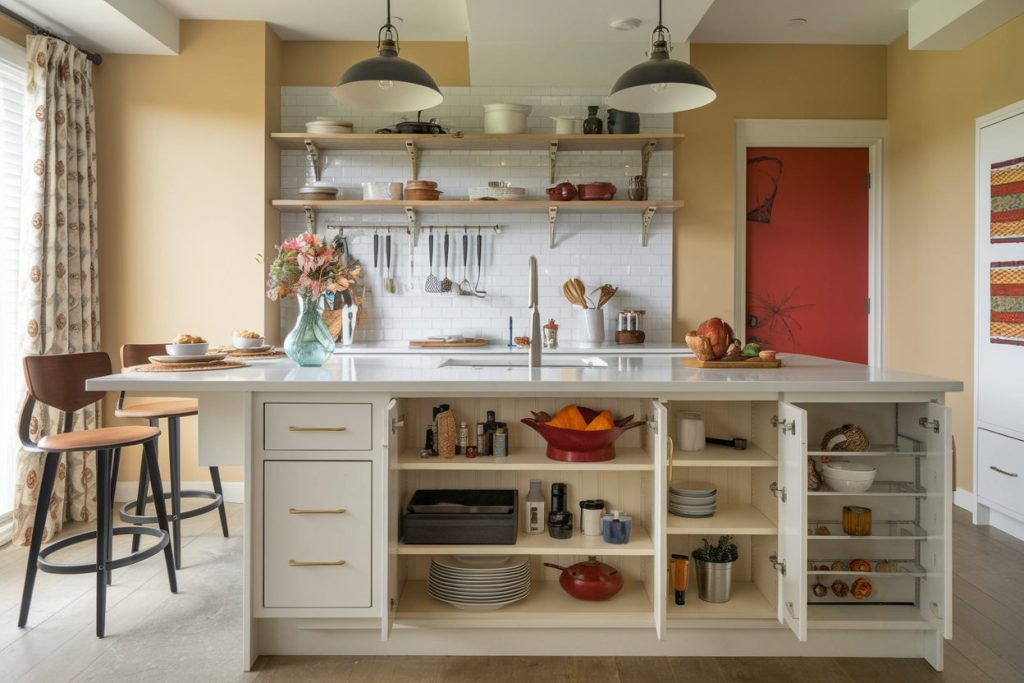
[233,336,265,349]
[822,462,877,493]
[165,342,209,356]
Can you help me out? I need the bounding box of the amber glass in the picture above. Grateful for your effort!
[842,505,872,536]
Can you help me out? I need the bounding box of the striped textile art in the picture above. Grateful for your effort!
[991,156,1024,243]
[992,260,1024,346]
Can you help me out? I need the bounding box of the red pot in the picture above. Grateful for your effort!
[521,407,645,462]
[546,182,577,201]
[544,556,624,601]
[576,182,617,200]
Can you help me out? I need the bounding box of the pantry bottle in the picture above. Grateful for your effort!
[525,479,546,534]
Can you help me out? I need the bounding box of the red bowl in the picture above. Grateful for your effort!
[576,182,617,200]
[521,407,645,462]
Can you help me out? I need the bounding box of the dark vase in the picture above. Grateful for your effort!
[583,105,603,134]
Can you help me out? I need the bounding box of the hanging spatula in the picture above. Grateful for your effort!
[424,230,442,293]
[458,229,473,295]
[440,230,453,293]
[385,233,396,293]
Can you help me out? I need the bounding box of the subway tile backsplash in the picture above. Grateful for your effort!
[279,86,674,343]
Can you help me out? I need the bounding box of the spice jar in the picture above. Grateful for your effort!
[542,318,559,348]
[842,505,872,536]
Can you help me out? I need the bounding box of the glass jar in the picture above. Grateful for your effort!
[842,505,872,536]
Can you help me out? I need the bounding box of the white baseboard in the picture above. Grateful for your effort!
[114,481,244,505]
[954,488,975,512]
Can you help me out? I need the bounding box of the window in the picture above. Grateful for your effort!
[0,36,25,532]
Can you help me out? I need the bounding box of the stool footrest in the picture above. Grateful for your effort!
[37,527,170,575]
[119,490,224,524]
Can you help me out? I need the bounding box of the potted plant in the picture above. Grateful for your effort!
[692,535,738,603]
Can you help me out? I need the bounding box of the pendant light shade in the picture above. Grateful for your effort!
[334,1,443,111]
[607,1,716,114]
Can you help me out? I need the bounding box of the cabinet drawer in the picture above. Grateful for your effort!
[263,460,372,608]
[264,402,372,451]
[978,429,1024,517]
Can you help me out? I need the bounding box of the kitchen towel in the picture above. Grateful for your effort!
[991,260,1024,346]
[991,156,1024,243]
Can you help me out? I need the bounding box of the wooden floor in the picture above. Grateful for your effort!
[0,504,1019,682]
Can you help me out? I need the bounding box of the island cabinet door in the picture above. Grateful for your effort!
[651,399,668,640]
[775,401,808,642]
[900,402,953,640]
[382,397,404,641]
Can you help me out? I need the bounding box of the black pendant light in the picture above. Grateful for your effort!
[607,0,716,114]
[334,0,443,111]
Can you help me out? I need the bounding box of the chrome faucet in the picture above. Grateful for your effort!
[528,256,542,368]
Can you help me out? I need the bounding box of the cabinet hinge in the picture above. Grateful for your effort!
[769,553,786,575]
[771,415,796,435]
[918,417,940,433]
[866,172,872,189]
[770,481,787,502]
[865,297,871,315]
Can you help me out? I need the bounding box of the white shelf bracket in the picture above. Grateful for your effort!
[548,205,558,249]
[548,141,559,184]
[404,206,418,246]
[640,140,656,180]
[641,206,656,247]
[303,206,316,232]
[303,139,322,182]
[405,140,418,179]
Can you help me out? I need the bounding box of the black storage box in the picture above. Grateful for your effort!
[403,489,518,545]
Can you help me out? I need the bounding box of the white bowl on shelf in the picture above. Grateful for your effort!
[164,342,209,357]
[822,461,877,493]
[483,104,531,133]
[233,336,265,349]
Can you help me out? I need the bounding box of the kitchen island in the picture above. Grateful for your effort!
[88,353,961,671]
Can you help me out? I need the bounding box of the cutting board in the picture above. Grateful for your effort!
[409,338,490,348]
[682,357,782,369]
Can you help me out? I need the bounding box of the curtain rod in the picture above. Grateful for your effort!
[0,3,102,65]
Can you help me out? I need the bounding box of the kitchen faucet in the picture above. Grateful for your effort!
[528,256,542,368]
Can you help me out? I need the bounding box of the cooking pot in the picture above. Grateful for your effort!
[375,111,447,135]
[543,556,623,601]
[546,182,577,201]
[606,108,640,134]
[577,182,617,201]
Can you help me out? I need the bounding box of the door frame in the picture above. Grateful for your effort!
[735,119,887,368]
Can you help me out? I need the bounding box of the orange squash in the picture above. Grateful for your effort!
[547,405,588,431]
[584,410,616,431]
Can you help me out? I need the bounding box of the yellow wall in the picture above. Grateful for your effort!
[281,40,470,86]
[673,44,888,337]
[886,15,1024,492]
[96,20,279,484]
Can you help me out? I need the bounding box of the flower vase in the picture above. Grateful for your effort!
[284,294,335,366]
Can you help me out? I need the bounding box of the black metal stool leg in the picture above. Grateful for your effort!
[95,449,110,637]
[106,448,119,586]
[143,439,177,593]
[18,452,60,628]
[168,416,183,570]
[130,419,155,554]
[209,466,229,538]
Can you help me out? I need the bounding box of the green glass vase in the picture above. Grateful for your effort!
[283,293,335,366]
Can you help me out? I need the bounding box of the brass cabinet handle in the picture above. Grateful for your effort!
[667,436,675,483]
[990,465,1019,478]
[288,426,347,432]
[288,559,347,567]
[288,507,347,515]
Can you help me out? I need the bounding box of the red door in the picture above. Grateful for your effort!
[745,147,869,364]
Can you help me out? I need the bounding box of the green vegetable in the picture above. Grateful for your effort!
[741,342,760,357]
[693,535,739,563]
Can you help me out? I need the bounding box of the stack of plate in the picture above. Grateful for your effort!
[668,481,717,518]
[428,555,531,611]
[305,118,353,134]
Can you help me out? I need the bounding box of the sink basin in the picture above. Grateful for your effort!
[439,357,609,369]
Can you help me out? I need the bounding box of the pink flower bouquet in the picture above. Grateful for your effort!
[265,232,361,301]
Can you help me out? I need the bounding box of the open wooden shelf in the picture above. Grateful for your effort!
[397,447,653,471]
[666,504,777,536]
[271,199,685,214]
[397,526,654,556]
[394,579,655,629]
[271,132,685,152]
[808,481,928,497]
[671,443,776,468]
[666,581,777,626]
[807,604,931,630]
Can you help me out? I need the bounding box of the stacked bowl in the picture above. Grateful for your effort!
[428,555,531,611]
[668,481,717,518]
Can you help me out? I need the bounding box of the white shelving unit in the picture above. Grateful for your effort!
[667,504,776,535]
[397,527,655,556]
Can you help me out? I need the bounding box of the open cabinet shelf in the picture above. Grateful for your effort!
[394,580,655,629]
[808,481,929,497]
[397,527,655,556]
[807,604,933,630]
[671,443,776,468]
[666,581,777,626]
[271,199,685,214]
[397,447,653,471]
[667,504,777,535]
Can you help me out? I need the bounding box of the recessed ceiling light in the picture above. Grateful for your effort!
[610,17,643,31]
[788,17,807,27]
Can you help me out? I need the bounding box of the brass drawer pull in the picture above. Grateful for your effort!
[990,465,1019,478]
[288,560,347,567]
[288,426,347,432]
[288,507,347,515]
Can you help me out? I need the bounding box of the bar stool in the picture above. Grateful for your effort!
[113,343,229,570]
[18,352,177,637]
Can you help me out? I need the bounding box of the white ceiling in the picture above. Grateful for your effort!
[4,0,178,54]
[691,0,917,45]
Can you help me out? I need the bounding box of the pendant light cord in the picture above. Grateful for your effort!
[650,0,671,53]
[378,0,400,51]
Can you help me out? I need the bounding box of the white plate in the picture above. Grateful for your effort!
[669,510,716,518]
[149,353,227,365]
[429,570,530,585]
[429,592,530,611]
[429,574,530,587]
[427,586,531,602]
[433,556,527,572]
[669,481,717,495]
[669,494,718,505]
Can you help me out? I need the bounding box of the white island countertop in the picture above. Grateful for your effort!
[87,353,963,395]
[333,341,693,355]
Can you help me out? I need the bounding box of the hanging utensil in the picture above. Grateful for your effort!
[440,230,453,292]
[458,229,473,295]
[424,230,442,293]
[385,233,396,293]
[373,230,379,269]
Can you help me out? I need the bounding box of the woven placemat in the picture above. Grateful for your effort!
[129,360,248,373]
[225,349,286,359]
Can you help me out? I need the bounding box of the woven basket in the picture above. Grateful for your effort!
[820,424,870,452]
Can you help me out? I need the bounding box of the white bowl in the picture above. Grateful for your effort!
[165,342,209,356]
[822,462,877,481]
[483,104,531,134]
[233,336,265,349]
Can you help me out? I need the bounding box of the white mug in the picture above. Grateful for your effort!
[677,411,706,451]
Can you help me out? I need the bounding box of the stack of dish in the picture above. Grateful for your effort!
[405,179,441,200]
[305,118,353,134]
[298,182,338,201]
[469,181,526,201]
[428,555,531,611]
[668,481,717,518]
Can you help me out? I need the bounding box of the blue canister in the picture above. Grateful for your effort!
[601,510,632,544]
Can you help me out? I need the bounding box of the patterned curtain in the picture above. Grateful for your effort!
[12,36,101,545]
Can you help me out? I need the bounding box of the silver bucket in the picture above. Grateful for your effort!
[695,558,734,603]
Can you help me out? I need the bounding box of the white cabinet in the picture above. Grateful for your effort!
[264,402,373,451]
[977,428,1024,518]
[776,401,808,641]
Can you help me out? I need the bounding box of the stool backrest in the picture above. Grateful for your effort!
[121,343,166,369]
[22,352,111,414]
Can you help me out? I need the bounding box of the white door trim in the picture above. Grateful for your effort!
[735,119,887,368]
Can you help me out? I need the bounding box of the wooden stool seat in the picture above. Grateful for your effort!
[38,425,161,452]
[115,398,198,419]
